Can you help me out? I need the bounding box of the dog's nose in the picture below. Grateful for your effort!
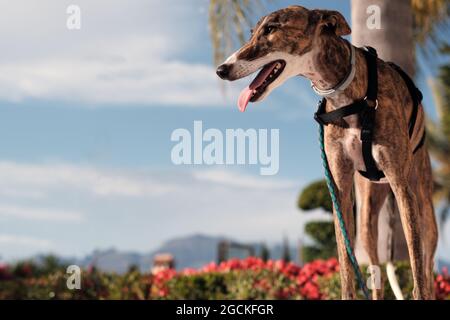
[216,64,231,79]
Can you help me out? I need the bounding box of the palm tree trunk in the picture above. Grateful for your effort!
[351,0,415,75]
[351,0,413,263]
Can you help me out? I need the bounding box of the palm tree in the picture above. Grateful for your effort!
[209,0,266,66]
[208,0,449,263]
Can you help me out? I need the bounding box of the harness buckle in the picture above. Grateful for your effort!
[364,97,379,109]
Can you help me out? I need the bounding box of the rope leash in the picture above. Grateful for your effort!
[318,124,371,300]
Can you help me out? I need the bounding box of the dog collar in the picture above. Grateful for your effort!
[310,44,356,97]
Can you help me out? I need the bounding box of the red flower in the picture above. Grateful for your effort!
[301,282,321,300]
[435,270,450,300]
[146,257,450,300]
[201,262,218,273]
[0,263,12,280]
[181,268,197,276]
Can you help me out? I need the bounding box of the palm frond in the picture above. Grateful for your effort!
[411,0,450,56]
[208,0,267,66]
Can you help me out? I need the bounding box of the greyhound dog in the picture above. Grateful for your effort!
[216,6,438,300]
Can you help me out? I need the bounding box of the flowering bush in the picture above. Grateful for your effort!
[435,268,450,300]
[0,266,152,300]
[151,257,338,300]
[0,257,449,300]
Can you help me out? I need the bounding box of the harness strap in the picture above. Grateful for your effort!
[314,99,365,125]
[358,48,383,181]
[313,46,426,182]
[364,47,378,101]
[413,131,426,154]
[387,62,423,137]
[359,107,386,181]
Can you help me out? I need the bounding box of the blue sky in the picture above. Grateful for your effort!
[0,0,448,262]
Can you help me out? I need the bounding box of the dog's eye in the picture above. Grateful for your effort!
[263,25,276,36]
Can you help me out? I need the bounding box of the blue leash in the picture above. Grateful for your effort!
[318,124,371,300]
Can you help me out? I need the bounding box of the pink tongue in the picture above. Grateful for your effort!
[238,87,253,112]
[236,61,277,112]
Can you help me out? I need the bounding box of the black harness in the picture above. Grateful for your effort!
[314,47,426,182]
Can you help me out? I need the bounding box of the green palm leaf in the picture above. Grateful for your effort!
[209,0,267,66]
[412,0,450,55]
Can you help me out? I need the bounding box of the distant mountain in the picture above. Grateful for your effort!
[77,248,144,274]
[29,240,449,275]
[144,234,228,270]
[70,234,231,273]
[32,234,300,274]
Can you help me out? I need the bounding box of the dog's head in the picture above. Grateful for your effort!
[216,6,351,111]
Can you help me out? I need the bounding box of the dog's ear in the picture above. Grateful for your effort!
[314,10,351,36]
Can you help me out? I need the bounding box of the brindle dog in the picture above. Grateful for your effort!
[216,5,437,300]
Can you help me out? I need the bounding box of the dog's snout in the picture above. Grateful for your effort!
[216,64,232,80]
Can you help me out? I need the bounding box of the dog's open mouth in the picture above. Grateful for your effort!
[238,60,286,112]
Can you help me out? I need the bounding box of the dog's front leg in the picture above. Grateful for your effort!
[356,174,391,300]
[326,140,357,299]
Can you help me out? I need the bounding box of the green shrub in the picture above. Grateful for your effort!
[302,221,337,263]
[298,180,337,262]
[298,180,332,213]
[221,269,301,300]
[164,272,230,300]
[0,269,152,300]
[1,258,448,300]
[164,269,302,300]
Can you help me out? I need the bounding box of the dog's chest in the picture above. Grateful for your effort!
[341,128,365,170]
[340,128,388,183]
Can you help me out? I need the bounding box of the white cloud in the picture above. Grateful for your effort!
[0,205,83,223]
[193,169,296,189]
[0,161,174,198]
[0,234,54,249]
[0,187,45,200]
[0,162,299,201]
[0,0,226,107]
[0,43,224,106]
[0,160,313,259]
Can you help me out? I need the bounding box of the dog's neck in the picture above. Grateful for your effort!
[302,35,368,109]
